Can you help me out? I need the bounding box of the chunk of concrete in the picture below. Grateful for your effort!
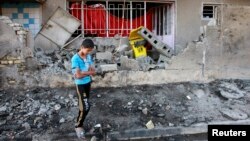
[146,120,155,129]
[96,51,112,61]
[220,108,248,120]
[100,64,118,72]
[115,44,129,53]
[219,82,245,99]
[136,56,157,71]
[193,89,205,98]
[137,27,173,58]
[120,56,140,71]
[157,54,169,64]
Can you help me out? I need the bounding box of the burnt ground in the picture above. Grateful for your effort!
[0,79,250,141]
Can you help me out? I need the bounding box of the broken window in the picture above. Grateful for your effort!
[202,4,218,19]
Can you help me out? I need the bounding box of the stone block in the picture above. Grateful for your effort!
[8,60,14,65]
[100,64,118,72]
[13,23,22,27]
[14,60,22,64]
[13,26,22,31]
[138,27,173,58]
[120,56,140,71]
[96,51,113,61]
[146,120,154,129]
[1,60,8,65]
[17,30,27,35]
[8,23,15,27]
[6,56,18,60]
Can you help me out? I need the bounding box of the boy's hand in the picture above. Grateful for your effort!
[89,67,96,76]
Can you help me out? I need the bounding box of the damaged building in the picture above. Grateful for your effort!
[1,0,250,141]
[0,0,250,88]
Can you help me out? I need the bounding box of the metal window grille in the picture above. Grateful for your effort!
[68,1,173,38]
[68,1,146,37]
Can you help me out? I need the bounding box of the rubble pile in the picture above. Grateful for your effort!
[0,88,78,140]
[0,79,249,140]
[59,38,173,74]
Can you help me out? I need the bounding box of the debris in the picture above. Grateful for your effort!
[34,117,43,124]
[193,89,205,98]
[129,27,147,58]
[0,106,7,112]
[142,108,148,115]
[165,105,171,111]
[54,104,61,111]
[115,44,129,53]
[120,55,140,71]
[94,124,101,128]
[220,108,248,120]
[146,120,155,129]
[137,26,173,58]
[97,94,102,98]
[90,136,97,141]
[59,118,65,123]
[186,95,191,100]
[22,122,31,130]
[219,82,245,99]
[36,7,81,47]
[168,123,174,127]
[157,54,169,65]
[157,113,165,117]
[138,107,143,110]
[38,104,48,115]
[0,120,6,126]
[96,51,113,61]
[100,64,118,72]
[127,102,132,106]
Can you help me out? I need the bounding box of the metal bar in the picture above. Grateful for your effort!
[169,4,172,34]
[136,4,139,28]
[158,7,160,35]
[108,8,143,10]
[154,8,157,33]
[109,4,115,35]
[130,1,132,31]
[118,4,122,33]
[163,5,166,35]
[144,1,146,28]
[106,0,109,37]
[81,0,84,37]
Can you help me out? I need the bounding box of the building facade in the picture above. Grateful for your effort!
[1,0,250,53]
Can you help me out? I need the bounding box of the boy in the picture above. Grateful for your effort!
[71,39,96,139]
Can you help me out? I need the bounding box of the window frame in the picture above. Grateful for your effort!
[202,4,219,21]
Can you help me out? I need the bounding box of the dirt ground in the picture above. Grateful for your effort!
[0,79,250,141]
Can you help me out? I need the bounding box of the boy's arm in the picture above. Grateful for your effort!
[88,55,96,75]
[72,56,93,79]
[75,68,95,79]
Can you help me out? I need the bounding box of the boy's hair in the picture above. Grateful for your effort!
[81,39,94,48]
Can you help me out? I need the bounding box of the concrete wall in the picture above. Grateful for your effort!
[175,0,201,53]
[175,0,250,53]
[42,0,66,24]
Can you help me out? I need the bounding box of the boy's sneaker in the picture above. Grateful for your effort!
[75,127,86,140]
